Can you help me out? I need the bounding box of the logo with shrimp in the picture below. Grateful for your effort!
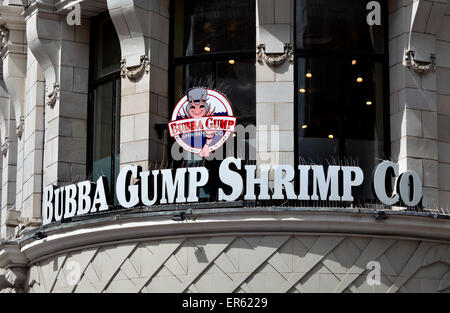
[168,87,236,157]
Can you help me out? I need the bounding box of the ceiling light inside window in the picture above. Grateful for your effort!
[302,124,308,129]
[306,73,312,78]
[299,88,306,94]
[228,60,235,65]
[328,134,334,139]
[356,77,363,83]
[366,101,373,106]
[204,45,211,52]
[352,60,357,65]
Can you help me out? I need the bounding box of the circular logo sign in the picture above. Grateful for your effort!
[168,88,236,157]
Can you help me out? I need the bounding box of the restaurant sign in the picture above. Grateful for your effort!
[42,159,424,225]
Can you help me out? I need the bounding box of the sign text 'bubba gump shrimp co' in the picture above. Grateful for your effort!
[42,158,426,225]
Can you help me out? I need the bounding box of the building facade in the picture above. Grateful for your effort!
[0,0,449,293]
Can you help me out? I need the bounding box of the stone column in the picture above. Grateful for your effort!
[256,0,295,167]
[0,5,27,219]
[0,75,17,240]
[436,2,450,209]
[25,3,89,191]
[21,49,45,220]
[107,0,169,170]
[389,0,448,208]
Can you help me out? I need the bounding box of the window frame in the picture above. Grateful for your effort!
[87,12,122,198]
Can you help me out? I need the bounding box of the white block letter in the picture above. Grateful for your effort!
[218,158,243,201]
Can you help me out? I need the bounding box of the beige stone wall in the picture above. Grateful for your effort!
[26,233,450,293]
[437,3,450,207]
[389,0,450,209]
[256,0,295,167]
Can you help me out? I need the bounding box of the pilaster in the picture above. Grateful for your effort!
[107,0,169,168]
[256,0,295,167]
[389,0,449,208]
[24,1,89,189]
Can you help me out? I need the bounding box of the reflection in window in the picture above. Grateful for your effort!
[295,0,388,200]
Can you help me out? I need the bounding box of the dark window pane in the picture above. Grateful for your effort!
[298,57,385,198]
[89,15,122,202]
[94,17,121,79]
[174,59,255,118]
[296,0,385,53]
[93,81,113,183]
[216,59,255,118]
[174,0,256,57]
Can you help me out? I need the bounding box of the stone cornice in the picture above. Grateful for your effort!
[8,208,450,265]
[0,4,26,31]
[22,0,56,18]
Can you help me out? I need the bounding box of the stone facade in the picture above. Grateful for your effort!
[388,0,450,208]
[0,0,448,293]
[26,234,450,293]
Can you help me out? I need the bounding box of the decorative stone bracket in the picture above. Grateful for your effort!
[15,116,24,139]
[0,27,9,53]
[1,137,9,156]
[257,43,293,67]
[46,82,60,108]
[120,55,150,81]
[403,50,436,74]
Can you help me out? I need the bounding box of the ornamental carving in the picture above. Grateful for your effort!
[1,138,9,156]
[403,50,436,74]
[16,116,24,139]
[46,82,60,108]
[121,55,150,81]
[257,43,293,67]
[0,27,9,51]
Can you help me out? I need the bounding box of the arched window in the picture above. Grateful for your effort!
[87,13,121,199]
[295,0,389,199]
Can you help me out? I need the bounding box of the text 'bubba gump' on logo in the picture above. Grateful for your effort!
[168,87,236,157]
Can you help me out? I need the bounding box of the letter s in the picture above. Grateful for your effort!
[218,157,243,201]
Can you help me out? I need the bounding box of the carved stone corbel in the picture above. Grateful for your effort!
[1,137,9,156]
[15,116,24,139]
[0,27,9,52]
[120,55,150,81]
[403,50,436,74]
[257,43,293,67]
[46,82,60,108]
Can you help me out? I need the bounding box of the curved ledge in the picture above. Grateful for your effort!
[15,208,450,264]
